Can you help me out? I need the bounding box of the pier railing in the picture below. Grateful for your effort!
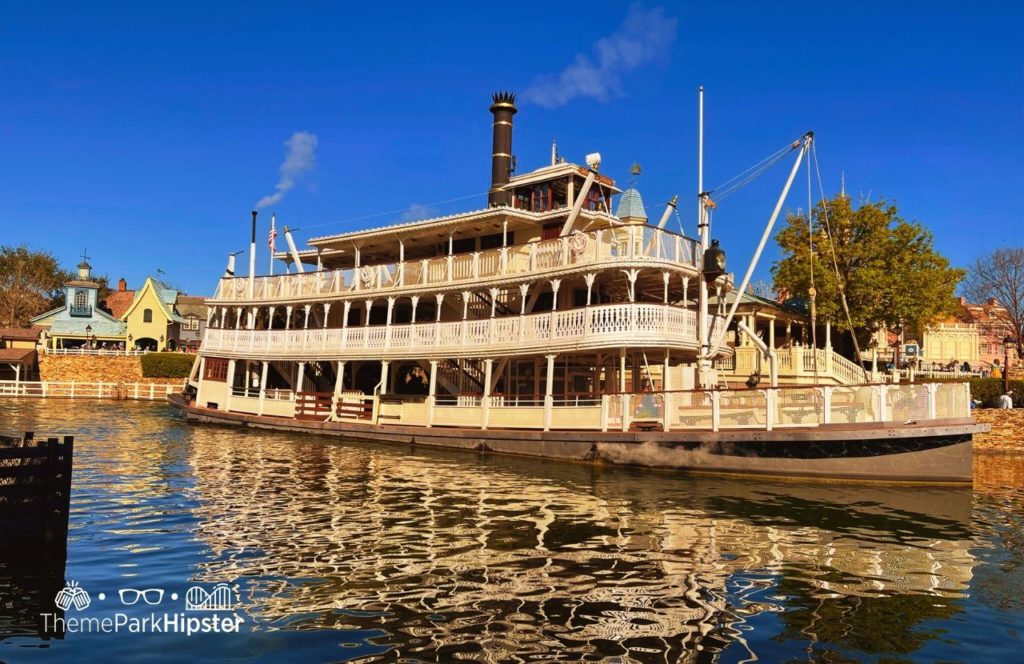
[212,225,701,303]
[0,380,184,400]
[43,348,151,357]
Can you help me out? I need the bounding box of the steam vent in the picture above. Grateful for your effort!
[488,91,517,207]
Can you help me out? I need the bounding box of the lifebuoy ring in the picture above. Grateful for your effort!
[570,231,589,257]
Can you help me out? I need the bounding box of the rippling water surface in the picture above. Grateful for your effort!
[1,400,1023,662]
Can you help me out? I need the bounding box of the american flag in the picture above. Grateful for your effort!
[268,215,278,251]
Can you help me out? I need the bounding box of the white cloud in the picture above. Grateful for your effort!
[399,203,437,222]
[523,4,677,109]
[255,131,318,209]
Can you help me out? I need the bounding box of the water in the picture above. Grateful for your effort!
[1,400,1022,662]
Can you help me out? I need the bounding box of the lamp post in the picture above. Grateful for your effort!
[1004,335,1015,394]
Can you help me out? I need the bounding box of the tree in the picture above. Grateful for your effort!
[772,196,964,348]
[0,245,70,327]
[963,247,1024,351]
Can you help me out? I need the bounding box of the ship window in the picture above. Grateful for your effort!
[451,238,475,255]
[415,302,436,323]
[143,308,153,323]
[585,188,602,211]
[532,184,552,212]
[542,223,560,241]
[204,358,229,382]
[480,233,504,250]
[516,190,531,210]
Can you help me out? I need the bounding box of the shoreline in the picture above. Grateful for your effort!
[970,408,1024,452]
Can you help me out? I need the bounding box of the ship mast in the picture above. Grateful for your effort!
[696,86,713,386]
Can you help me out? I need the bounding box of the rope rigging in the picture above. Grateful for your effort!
[810,142,869,380]
[706,137,804,204]
[808,144,819,383]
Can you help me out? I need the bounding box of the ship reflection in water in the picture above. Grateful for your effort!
[0,400,1022,662]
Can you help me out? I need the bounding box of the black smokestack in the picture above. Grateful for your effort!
[488,91,517,207]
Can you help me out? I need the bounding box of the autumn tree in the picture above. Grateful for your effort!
[772,196,964,347]
[0,245,71,327]
[963,247,1024,350]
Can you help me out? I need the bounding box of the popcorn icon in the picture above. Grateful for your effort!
[55,580,91,611]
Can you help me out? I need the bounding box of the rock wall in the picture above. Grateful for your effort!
[39,355,190,386]
[973,408,1024,452]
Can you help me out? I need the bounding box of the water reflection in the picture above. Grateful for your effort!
[0,399,1021,662]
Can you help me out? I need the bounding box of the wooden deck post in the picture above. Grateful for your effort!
[482,359,493,429]
[427,360,438,427]
[257,361,269,415]
[543,354,556,431]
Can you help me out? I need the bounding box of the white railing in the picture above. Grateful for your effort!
[0,380,184,399]
[201,303,716,358]
[326,381,972,432]
[213,225,701,303]
[44,348,152,356]
[716,346,868,386]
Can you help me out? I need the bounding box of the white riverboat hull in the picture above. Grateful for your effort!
[170,395,979,485]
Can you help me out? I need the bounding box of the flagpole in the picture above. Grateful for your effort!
[269,213,276,276]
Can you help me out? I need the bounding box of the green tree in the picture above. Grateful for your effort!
[772,196,964,346]
[0,245,70,327]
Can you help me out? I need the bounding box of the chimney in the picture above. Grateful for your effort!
[488,91,517,207]
[118,277,127,292]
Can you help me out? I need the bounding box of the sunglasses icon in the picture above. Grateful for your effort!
[119,588,165,606]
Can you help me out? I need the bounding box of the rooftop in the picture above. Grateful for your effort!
[615,188,647,220]
[0,327,43,341]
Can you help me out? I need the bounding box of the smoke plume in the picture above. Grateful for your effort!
[523,4,677,109]
[255,131,319,209]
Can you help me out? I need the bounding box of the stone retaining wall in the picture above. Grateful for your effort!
[973,408,1024,452]
[39,354,189,387]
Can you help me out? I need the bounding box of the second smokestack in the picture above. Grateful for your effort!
[488,91,517,207]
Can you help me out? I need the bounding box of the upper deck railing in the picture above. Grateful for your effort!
[213,225,700,303]
[201,302,720,360]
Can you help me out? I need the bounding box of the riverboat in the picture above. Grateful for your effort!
[174,91,984,484]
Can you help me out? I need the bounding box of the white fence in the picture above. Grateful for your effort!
[332,381,972,432]
[43,348,151,356]
[0,380,184,400]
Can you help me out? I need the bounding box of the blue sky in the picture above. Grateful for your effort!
[2,1,1021,296]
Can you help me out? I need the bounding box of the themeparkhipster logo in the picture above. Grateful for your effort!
[44,580,244,636]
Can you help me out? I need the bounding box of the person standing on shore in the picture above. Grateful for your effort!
[998,390,1014,409]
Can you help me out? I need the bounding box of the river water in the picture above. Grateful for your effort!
[0,400,1022,662]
